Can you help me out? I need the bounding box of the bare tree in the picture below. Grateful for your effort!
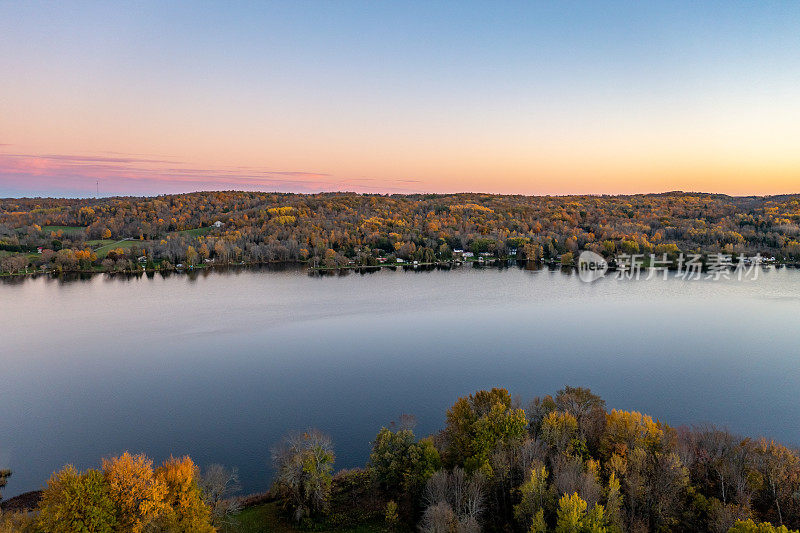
[199,464,242,526]
[420,501,455,533]
[422,468,485,531]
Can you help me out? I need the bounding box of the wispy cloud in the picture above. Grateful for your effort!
[0,149,421,196]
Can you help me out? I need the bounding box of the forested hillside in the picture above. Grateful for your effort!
[2,191,800,273]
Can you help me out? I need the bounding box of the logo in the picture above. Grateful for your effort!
[578,251,608,283]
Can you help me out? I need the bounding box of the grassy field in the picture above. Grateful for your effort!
[220,503,387,533]
[93,239,141,258]
[85,239,116,248]
[176,226,215,237]
[41,225,87,236]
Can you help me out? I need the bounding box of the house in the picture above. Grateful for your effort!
[213,221,223,228]
[396,258,406,263]
[138,256,147,263]
[508,248,518,256]
[462,251,474,258]
[36,247,43,254]
[377,257,387,263]
[452,249,464,254]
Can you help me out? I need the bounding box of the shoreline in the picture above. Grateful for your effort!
[2,257,798,281]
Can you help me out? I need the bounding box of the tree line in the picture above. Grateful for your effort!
[0,454,240,533]
[2,191,800,274]
[2,386,799,532]
[271,387,800,532]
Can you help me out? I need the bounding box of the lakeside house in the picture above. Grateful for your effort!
[213,220,223,228]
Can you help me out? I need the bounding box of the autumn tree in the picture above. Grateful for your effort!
[514,462,552,530]
[154,456,215,532]
[753,439,800,527]
[555,492,607,533]
[102,452,168,532]
[271,429,335,522]
[555,386,607,450]
[36,465,117,533]
[444,388,528,474]
[0,511,34,533]
[0,470,9,502]
[368,426,441,499]
[729,520,800,533]
[540,411,580,454]
[602,410,664,458]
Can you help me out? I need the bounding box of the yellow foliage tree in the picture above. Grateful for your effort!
[556,492,607,533]
[603,409,664,457]
[540,411,579,452]
[102,452,168,532]
[155,456,215,533]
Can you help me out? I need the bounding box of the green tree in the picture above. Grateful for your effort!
[36,465,117,533]
[444,388,528,474]
[369,427,440,497]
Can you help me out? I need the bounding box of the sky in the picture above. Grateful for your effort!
[1,1,800,198]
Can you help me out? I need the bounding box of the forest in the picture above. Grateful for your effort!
[1,386,799,533]
[2,191,800,274]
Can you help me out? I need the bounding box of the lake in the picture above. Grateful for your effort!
[1,264,799,498]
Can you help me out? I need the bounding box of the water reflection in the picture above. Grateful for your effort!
[0,266,798,499]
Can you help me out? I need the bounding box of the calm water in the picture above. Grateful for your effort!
[1,265,799,498]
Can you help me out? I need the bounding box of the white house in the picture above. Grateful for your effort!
[213,221,223,228]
